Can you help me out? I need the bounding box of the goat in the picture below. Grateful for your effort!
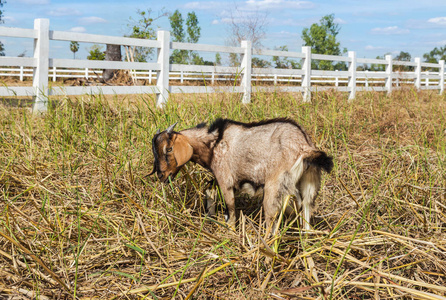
[150,118,333,232]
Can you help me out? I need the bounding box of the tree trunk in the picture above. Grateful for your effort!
[103,44,121,81]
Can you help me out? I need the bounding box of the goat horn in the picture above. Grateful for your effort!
[156,129,160,134]
[166,122,178,133]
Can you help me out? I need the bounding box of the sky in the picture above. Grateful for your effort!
[2,0,446,62]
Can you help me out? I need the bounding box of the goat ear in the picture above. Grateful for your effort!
[173,134,193,167]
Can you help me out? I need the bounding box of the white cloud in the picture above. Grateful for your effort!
[212,19,219,25]
[79,17,107,24]
[69,27,86,33]
[334,18,346,25]
[365,45,384,51]
[16,0,50,4]
[48,8,81,17]
[427,17,446,26]
[370,26,410,35]
[246,0,315,10]
[270,30,300,39]
[2,16,17,24]
[184,1,224,10]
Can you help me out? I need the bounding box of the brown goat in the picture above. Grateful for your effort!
[150,118,333,232]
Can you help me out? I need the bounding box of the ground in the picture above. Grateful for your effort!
[0,89,445,299]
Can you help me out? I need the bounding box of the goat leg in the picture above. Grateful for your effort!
[220,187,236,229]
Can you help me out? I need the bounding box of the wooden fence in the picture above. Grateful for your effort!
[0,18,445,112]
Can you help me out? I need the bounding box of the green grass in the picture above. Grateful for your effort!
[0,89,445,299]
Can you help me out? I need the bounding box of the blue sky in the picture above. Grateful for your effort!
[2,0,446,62]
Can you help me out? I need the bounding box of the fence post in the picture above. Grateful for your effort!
[414,57,421,90]
[335,70,339,87]
[385,54,393,95]
[149,69,152,84]
[301,46,311,102]
[439,60,444,95]
[52,67,56,82]
[19,66,24,81]
[365,70,369,88]
[212,71,215,84]
[348,50,357,101]
[32,18,50,113]
[425,71,429,87]
[85,67,89,80]
[156,30,170,107]
[241,40,252,104]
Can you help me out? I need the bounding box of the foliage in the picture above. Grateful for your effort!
[169,10,203,65]
[252,57,271,68]
[423,46,446,64]
[0,0,4,23]
[70,41,79,59]
[272,45,300,69]
[394,51,413,71]
[301,14,347,70]
[0,0,5,56]
[87,44,105,60]
[126,9,168,62]
[215,53,222,66]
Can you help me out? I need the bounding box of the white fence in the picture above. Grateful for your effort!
[0,18,445,112]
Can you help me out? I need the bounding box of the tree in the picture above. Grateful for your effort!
[169,10,188,64]
[423,46,446,64]
[272,46,300,69]
[301,14,347,70]
[0,0,6,56]
[126,9,168,62]
[394,51,412,71]
[103,44,122,81]
[169,10,202,64]
[215,53,222,66]
[225,6,268,66]
[369,55,386,71]
[70,41,79,59]
[252,57,271,68]
[87,45,105,60]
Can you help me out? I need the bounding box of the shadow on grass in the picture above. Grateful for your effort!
[0,97,35,108]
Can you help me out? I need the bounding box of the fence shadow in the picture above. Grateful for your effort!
[0,97,34,108]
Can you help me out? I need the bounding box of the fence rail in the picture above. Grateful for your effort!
[0,18,445,112]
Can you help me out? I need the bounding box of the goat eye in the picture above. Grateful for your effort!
[166,147,173,153]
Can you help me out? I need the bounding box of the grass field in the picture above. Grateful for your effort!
[0,89,445,299]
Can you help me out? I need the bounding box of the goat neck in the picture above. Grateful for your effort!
[180,126,217,169]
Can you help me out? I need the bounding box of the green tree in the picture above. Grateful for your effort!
[423,46,446,64]
[87,45,105,60]
[252,57,272,68]
[70,41,79,59]
[169,10,188,64]
[0,0,6,56]
[272,46,300,69]
[126,9,168,62]
[186,12,200,43]
[169,10,202,64]
[215,53,222,66]
[369,55,386,71]
[301,14,347,70]
[394,51,412,71]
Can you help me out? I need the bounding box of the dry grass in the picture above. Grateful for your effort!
[0,89,445,299]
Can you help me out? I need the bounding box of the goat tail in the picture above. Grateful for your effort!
[303,150,334,173]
